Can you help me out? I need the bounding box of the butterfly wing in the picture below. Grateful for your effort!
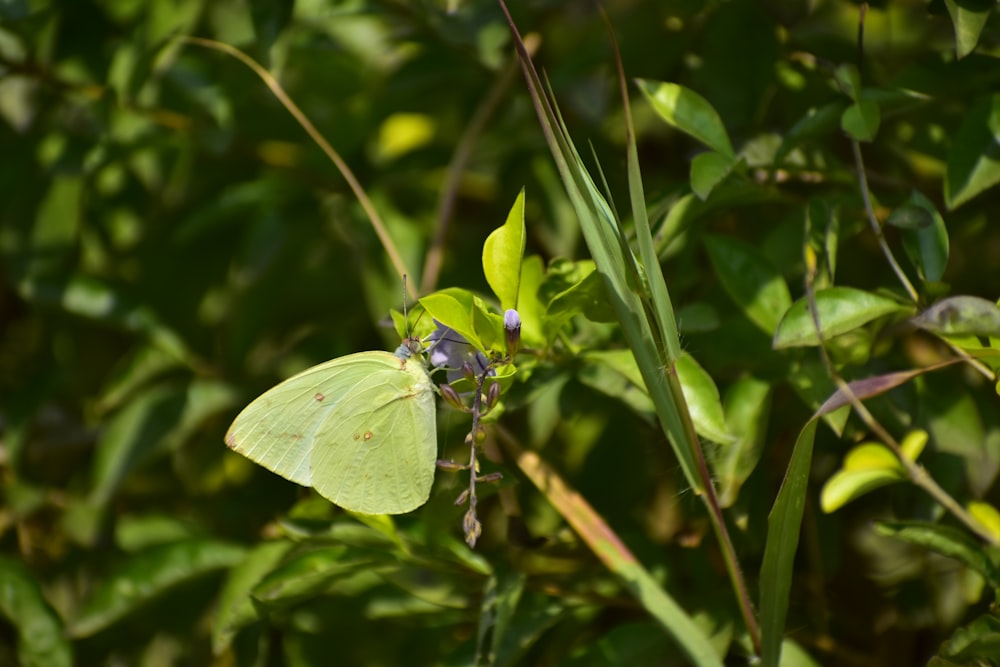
[310,353,437,514]
[225,352,402,487]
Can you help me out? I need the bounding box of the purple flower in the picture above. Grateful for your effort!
[427,322,492,383]
[504,309,521,357]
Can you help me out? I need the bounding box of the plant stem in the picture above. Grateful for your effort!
[182,37,416,301]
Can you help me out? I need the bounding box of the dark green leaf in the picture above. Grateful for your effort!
[874,521,1000,590]
[71,540,246,637]
[945,93,1000,209]
[213,540,295,654]
[704,234,792,335]
[0,557,73,667]
[938,612,1000,663]
[759,419,818,667]
[775,102,847,166]
[898,190,949,283]
[251,547,384,608]
[887,204,934,230]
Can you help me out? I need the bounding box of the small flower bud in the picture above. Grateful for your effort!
[486,381,501,411]
[463,508,482,548]
[504,309,521,358]
[439,383,465,410]
[462,360,476,382]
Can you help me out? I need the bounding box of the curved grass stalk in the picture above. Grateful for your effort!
[181,37,416,300]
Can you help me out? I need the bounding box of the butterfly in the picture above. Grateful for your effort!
[225,338,437,515]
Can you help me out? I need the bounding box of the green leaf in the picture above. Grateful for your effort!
[213,540,294,653]
[968,501,1000,544]
[898,190,950,283]
[945,94,1000,209]
[251,546,384,608]
[483,188,526,312]
[70,540,246,637]
[580,349,732,445]
[516,254,547,348]
[944,0,993,59]
[419,287,485,352]
[690,151,735,201]
[938,612,1000,663]
[820,443,906,513]
[474,570,526,666]
[834,64,861,101]
[886,204,934,230]
[772,287,910,348]
[0,556,73,667]
[545,268,617,337]
[715,376,772,507]
[840,100,880,142]
[637,79,734,158]
[27,174,82,277]
[704,234,792,335]
[912,295,1000,338]
[759,419,818,667]
[874,521,1000,591]
[676,353,734,445]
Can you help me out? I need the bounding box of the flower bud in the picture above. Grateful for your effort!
[462,360,476,383]
[486,381,501,411]
[504,309,521,358]
[439,383,465,410]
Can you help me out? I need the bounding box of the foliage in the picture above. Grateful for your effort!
[3,1,1000,665]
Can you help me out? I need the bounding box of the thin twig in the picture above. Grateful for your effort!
[850,141,919,303]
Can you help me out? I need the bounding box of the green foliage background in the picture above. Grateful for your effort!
[3,0,1000,665]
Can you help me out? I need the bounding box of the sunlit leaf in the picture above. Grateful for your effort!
[773,287,910,348]
[676,353,734,445]
[967,501,1000,544]
[690,151,735,201]
[637,79,734,158]
[715,376,771,507]
[483,189,526,312]
[820,443,905,513]
[840,100,880,143]
[944,0,993,59]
